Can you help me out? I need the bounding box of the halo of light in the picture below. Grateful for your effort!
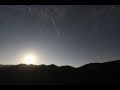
[23,54,37,65]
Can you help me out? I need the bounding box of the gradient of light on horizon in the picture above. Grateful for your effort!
[0,5,120,66]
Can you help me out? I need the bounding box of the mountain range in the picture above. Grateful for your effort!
[0,60,120,85]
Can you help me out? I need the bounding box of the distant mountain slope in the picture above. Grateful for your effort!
[0,60,120,85]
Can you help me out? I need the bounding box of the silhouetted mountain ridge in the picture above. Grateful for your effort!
[0,60,120,84]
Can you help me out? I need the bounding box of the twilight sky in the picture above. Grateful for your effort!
[0,5,120,66]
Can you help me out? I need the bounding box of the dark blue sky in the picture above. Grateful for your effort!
[0,5,120,66]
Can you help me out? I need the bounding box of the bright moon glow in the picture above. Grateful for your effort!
[23,54,37,65]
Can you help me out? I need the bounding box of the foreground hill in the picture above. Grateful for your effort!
[0,60,120,85]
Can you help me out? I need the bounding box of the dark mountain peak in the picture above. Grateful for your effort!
[48,64,58,68]
[60,65,74,68]
[48,64,58,67]
[17,64,27,66]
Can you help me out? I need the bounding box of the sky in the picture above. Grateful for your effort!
[0,5,120,66]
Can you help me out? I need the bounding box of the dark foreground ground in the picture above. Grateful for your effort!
[0,60,120,85]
